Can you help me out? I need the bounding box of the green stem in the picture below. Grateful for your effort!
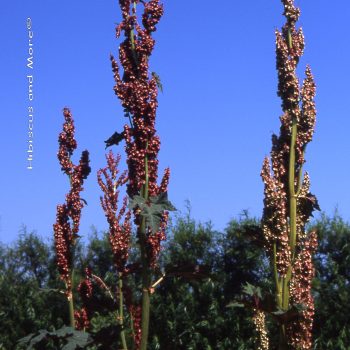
[274,25,299,350]
[140,143,151,350]
[289,118,298,264]
[140,149,151,350]
[139,212,151,350]
[119,273,128,350]
[129,3,151,347]
[273,243,282,308]
[140,275,151,350]
[295,150,304,197]
[276,116,298,348]
[130,2,139,67]
[68,294,75,328]
[68,269,75,328]
[278,116,298,348]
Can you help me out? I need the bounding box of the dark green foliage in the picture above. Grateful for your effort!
[148,212,266,349]
[18,324,123,350]
[18,327,92,350]
[129,192,176,233]
[312,212,350,349]
[0,212,349,349]
[0,229,67,349]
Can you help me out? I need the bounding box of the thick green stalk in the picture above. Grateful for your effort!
[278,117,298,348]
[139,218,151,350]
[140,274,151,350]
[68,295,75,328]
[281,26,298,315]
[288,118,298,263]
[119,273,128,350]
[68,269,75,328]
[274,241,288,350]
[273,243,282,309]
[140,147,151,350]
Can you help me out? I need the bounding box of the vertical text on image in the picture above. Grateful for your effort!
[26,17,34,170]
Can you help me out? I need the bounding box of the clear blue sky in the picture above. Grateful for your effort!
[1,1,350,244]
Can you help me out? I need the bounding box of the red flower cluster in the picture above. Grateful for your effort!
[98,151,131,273]
[129,304,142,348]
[75,267,94,330]
[110,0,168,197]
[287,231,318,349]
[120,282,142,348]
[147,210,169,268]
[74,308,89,331]
[111,0,170,266]
[53,204,72,291]
[53,108,91,293]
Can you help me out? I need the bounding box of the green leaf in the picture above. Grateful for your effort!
[55,327,72,337]
[129,192,176,232]
[150,192,176,212]
[129,195,146,210]
[242,282,262,299]
[62,331,90,350]
[18,327,92,349]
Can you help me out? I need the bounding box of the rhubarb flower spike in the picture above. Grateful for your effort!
[98,150,131,273]
[53,108,91,327]
[110,1,173,349]
[260,0,318,348]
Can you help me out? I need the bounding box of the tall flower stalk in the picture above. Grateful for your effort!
[109,1,173,349]
[97,151,131,349]
[53,108,91,328]
[261,0,318,348]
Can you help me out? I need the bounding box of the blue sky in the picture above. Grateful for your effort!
[1,0,350,244]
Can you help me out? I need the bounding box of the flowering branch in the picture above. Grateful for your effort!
[261,0,318,348]
[75,267,94,331]
[109,1,174,349]
[98,150,131,349]
[53,108,91,328]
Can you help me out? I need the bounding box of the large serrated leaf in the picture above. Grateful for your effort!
[55,326,75,337]
[18,330,48,349]
[18,327,92,349]
[129,195,146,210]
[150,192,176,211]
[129,192,176,232]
